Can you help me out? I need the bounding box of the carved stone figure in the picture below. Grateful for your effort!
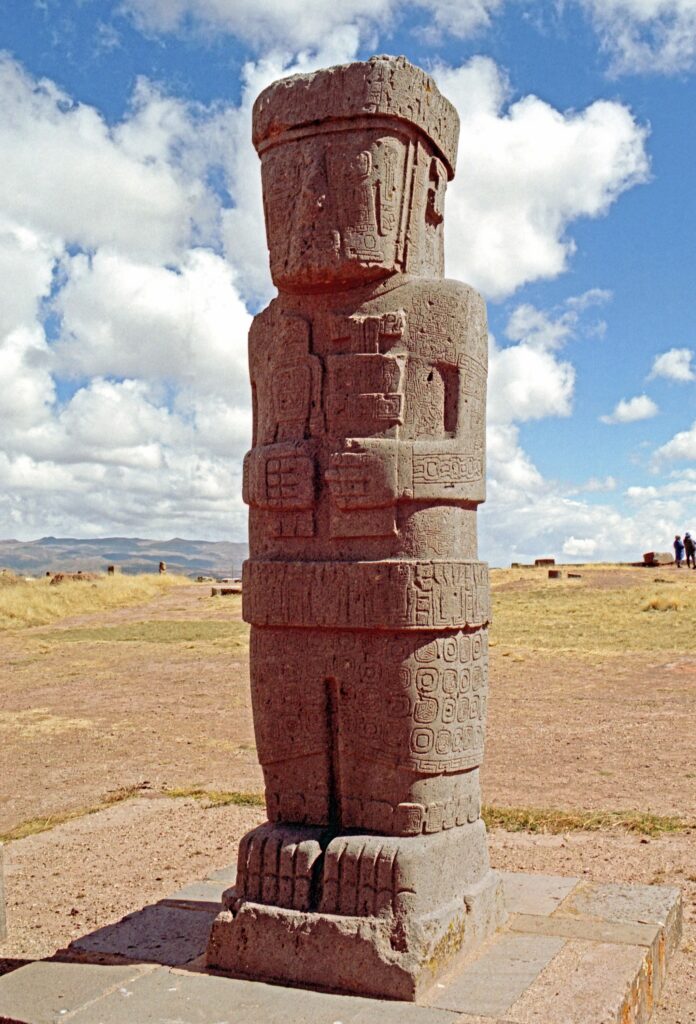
[207,55,505,1000]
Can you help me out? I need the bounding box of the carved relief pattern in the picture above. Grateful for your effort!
[244,561,490,630]
[241,56,493,847]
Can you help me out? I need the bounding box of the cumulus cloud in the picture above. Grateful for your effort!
[0,44,660,558]
[650,347,695,382]
[579,0,696,75]
[54,248,251,399]
[600,394,659,424]
[563,536,598,556]
[653,421,696,461]
[435,58,649,298]
[488,339,575,425]
[121,0,507,51]
[582,475,618,492]
[122,0,387,50]
[0,59,207,262]
[0,55,254,541]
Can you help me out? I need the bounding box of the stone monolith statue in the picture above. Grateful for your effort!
[207,54,506,1000]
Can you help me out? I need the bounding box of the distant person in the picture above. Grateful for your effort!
[674,534,685,568]
[684,532,695,569]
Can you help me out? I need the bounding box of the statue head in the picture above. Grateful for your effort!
[252,56,460,292]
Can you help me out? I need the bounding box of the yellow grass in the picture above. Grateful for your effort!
[0,572,189,631]
[0,783,152,843]
[490,567,696,654]
[483,804,689,837]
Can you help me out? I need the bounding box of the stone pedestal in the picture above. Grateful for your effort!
[208,826,505,999]
[207,55,503,997]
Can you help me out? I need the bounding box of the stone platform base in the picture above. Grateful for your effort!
[0,871,683,1024]
[207,870,506,1001]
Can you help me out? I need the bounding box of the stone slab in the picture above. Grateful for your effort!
[66,967,460,1024]
[503,939,652,1023]
[161,880,225,908]
[204,866,237,885]
[427,933,565,1015]
[0,872,681,1024]
[554,880,681,942]
[498,871,580,916]
[69,903,216,967]
[510,912,660,948]
[0,961,150,1024]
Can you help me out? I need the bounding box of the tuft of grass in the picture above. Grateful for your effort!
[483,804,689,837]
[0,783,151,843]
[0,573,189,631]
[491,568,696,654]
[35,619,249,646]
[163,786,264,808]
[642,595,681,612]
[0,708,93,739]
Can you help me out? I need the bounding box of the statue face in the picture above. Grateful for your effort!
[260,128,411,290]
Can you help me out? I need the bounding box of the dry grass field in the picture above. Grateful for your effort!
[0,564,695,1019]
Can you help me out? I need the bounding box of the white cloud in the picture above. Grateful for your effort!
[653,421,696,461]
[600,394,659,423]
[0,46,664,558]
[579,0,696,74]
[505,289,610,351]
[54,248,251,400]
[415,0,506,37]
[435,58,649,298]
[563,536,599,556]
[0,58,207,262]
[650,347,695,382]
[488,339,575,424]
[0,326,55,431]
[0,56,254,541]
[122,0,390,50]
[583,475,618,492]
[122,0,506,50]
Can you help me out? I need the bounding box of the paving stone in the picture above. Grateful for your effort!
[0,961,150,1024]
[504,940,652,1024]
[427,933,565,1015]
[204,866,237,885]
[161,880,226,907]
[70,904,216,967]
[499,872,579,917]
[555,880,681,940]
[66,967,460,1024]
[510,912,660,947]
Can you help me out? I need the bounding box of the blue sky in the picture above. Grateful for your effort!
[0,0,695,564]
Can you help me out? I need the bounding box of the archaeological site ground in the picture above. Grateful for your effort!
[0,566,694,1020]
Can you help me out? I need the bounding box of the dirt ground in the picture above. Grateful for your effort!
[2,573,695,832]
[1,570,695,1018]
[0,800,694,1021]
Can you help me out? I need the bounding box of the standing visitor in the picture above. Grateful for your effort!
[684,532,695,569]
[674,534,685,568]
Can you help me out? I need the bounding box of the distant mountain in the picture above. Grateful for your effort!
[0,537,249,578]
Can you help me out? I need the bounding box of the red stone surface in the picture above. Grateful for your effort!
[208,55,505,998]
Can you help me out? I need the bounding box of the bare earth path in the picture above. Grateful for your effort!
[1,570,695,1019]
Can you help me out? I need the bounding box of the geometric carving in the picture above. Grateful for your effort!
[243,560,491,630]
[326,353,405,436]
[209,56,504,1000]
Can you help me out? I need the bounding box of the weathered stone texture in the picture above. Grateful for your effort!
[207,54,504,998]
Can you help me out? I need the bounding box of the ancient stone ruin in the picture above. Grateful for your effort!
[207,55,505,999]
